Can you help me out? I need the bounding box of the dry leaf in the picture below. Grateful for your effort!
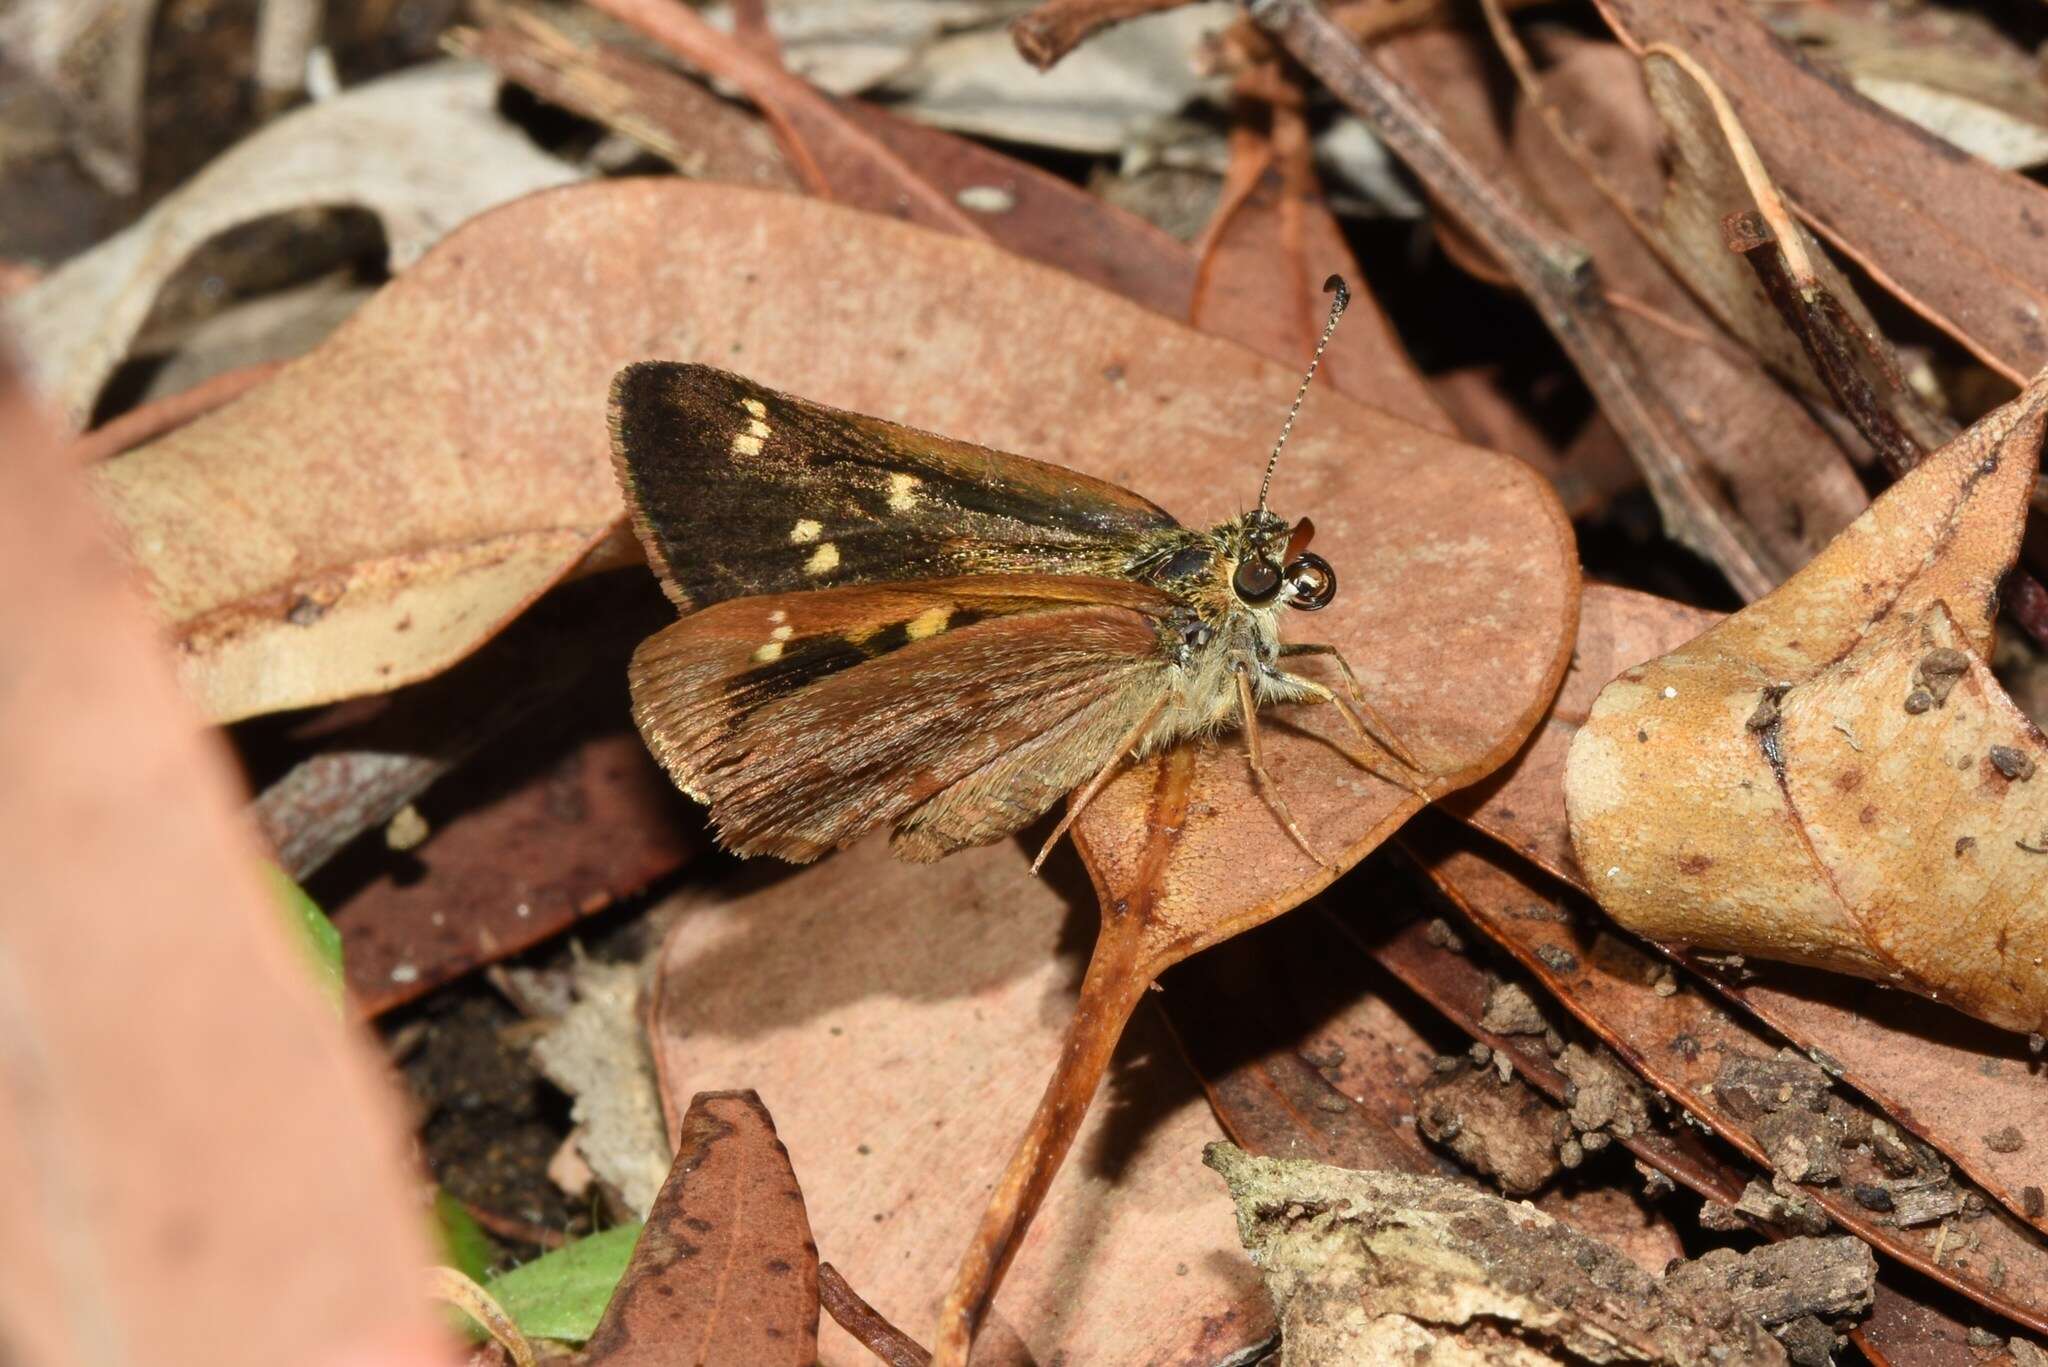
[1591,0,2048,383]
[1566,376,2048,1035]
[646,837,1271,1365]
[5,62,582,426]
[0,0,156,194]
[98,179,1549,728]
[0,355,449,1363]
[1448,583,1718,886]
[583,1091,819,1365]
[1487,26,1874,583]
[1193,97,1452,435]
[333,724,695,1016]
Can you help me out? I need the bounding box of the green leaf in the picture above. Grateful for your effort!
[433,1190,500,1284]
[265,866,344,1012]
[479,1222,643,1343]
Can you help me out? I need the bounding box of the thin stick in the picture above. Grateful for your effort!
[819,1263,931,1367]
[1259,274,1349,513]
[1011,0,1198,71]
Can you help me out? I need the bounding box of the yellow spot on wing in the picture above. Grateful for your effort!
[887,472,922,513]
[790,519,822,544]
[752,641,784,663]
[771,624,793,641]
[731,432,764,457]
[805,542,840,575]
[906,606,951,640]
[741,397,768,419]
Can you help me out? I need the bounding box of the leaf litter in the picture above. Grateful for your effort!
[14,1,2048,1363]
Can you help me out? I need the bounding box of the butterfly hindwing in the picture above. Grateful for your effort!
[627,575,1177,861]
[609,362,1181,608]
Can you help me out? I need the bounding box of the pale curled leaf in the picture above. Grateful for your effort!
[1566,377,2048,1034]
[5,62,582,425]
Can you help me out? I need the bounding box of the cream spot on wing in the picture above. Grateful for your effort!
[790,519,822,544]
[746,418,771,439]
[731,431,764,457]
[805,542,841,575]
[741,397,768,419]
[887,472,922,513]
[752,641,784,663]
[906,606,951,640]
[768,609,787,624]
[771,624,793,641]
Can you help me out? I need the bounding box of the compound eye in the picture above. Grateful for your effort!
[1232,556,1282,604]
[1284,552,1336,611]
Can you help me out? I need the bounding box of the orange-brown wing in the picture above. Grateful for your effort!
[628,575,1176,861]
[609,362,1181,609]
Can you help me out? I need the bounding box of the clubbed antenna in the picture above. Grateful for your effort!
[1257,274,1350,514]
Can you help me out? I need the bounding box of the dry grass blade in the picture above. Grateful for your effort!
[583,1091,819,1364]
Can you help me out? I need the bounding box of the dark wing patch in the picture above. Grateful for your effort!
[609,362,1181,608]
[627,576,1174,861]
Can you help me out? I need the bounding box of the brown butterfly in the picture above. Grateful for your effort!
[609,277,1426,868]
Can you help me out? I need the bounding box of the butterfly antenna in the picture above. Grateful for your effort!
[1258,274,1350,514]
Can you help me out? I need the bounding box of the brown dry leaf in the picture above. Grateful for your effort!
[101,178,1496,725]
[5,63,582,427]
[583,0,986,239]
[583,1090,819,1365]
[1491,17,1951,467]
[1309,15,1804,597]
[1448,583,1719,885]
[331,724,697,1018]
[1566,376,2048,1035]
[935,68,1577,1350]
[1764,2,2048,172]
[1409,827,2048,1334]
[646,837,1271,1365]
[0,358,450,1361]
[1444,583,2048,1249]
[446,10,800,190]
[1485,26,1874,580]
[1192,98,1453,435]
[598,0,1196,316]
[1590,0,2048,384]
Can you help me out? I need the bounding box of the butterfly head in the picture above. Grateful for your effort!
[1226,510,1337,613]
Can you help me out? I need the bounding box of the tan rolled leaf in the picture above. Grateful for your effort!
[1564,376,2048,1034]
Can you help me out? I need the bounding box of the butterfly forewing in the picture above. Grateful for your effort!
[610,362,1181,609]
[628,576,1176,860]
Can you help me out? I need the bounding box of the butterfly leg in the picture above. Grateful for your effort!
[1031,694,1171,874]
[1278,641,1425,772]
[1234,660,1327,866]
